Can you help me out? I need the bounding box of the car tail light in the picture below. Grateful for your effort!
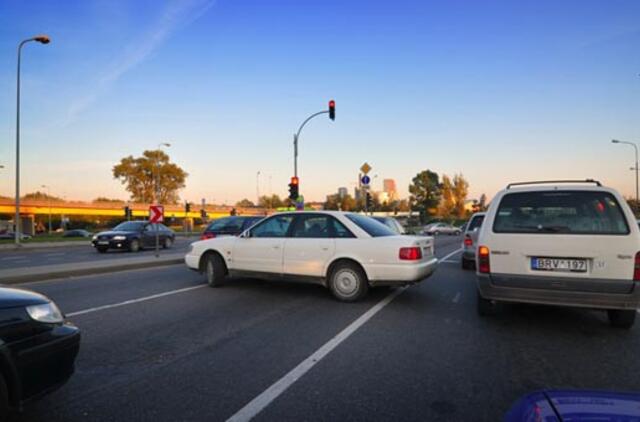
[478,246,490,273]
[399,247,422,260]
[634,252,640,281]
[464,236,473,247]
[201,232,216,240]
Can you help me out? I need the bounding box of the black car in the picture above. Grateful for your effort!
[91,221,175,253]
[200,216,263,240]
[62,229,92,238]
[0,287,80,418]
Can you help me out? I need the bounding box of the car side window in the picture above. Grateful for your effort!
[251,215,293,238]
[330,217,356,238]
[292,215,331,238]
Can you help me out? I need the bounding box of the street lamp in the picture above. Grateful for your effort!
[256,171,261,206]
[15,35,51,246]
[611,139,639,204]
[41,184,52,235]
[155,142,171,204]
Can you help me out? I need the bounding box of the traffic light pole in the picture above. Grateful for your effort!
[293,110,329,178]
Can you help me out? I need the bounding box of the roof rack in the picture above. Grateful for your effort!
[506,179,601,189]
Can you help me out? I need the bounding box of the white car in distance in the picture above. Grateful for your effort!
[185,211,438,301]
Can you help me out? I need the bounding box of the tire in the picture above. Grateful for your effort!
[97,247,108,253]
[477,290,498,316]
[204,253,226,287]
[129,239,140,253]
[163,237,173,249]
[607,309,636,329]
[329,262,369,302]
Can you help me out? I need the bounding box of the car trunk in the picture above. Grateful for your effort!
[487,233,636,294]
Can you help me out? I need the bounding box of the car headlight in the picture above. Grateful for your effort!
[113,235,126,240]
[92,235,98,241]
[26,302,64,324]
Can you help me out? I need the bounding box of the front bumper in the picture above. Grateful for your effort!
[368,257,438,286]
[477,274,640,310]
[16,322,81,403]
[92,239,130,249]
[185,253,200,271]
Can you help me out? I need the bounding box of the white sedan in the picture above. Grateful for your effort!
[185,211,438,301]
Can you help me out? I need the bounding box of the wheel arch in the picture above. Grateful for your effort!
[325,257,370,286]
[198,249,228,274]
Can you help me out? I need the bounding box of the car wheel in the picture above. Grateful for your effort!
[97,247,108,253]
[607,309,636,329]
[455,230,461,236]
[129,239,140,253]
[433,231,440,236]
[329,262,368,302]
[163,237,173,249]
[204,253,226,287]
[477,290,498,316]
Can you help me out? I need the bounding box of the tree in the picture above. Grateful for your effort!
[627,198,639,217]
[438,175,455,218]
[452,174,470,218]
[258,195,284,209]
[93,197,123,203]
[235,198,255,208]
[409,170,441,222]
[478,193,488,211]
[396,199,410,212]
[112,150,188,204]
[324,194,357,211]
[22,191,63,201]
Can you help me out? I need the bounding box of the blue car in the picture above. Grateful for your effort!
[505,390,640,421]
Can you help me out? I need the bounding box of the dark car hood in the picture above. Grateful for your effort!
[0,287,50,308]
[96,230,137,237]
[505,390,640,421]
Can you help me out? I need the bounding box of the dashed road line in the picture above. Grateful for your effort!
[452,292,461,303]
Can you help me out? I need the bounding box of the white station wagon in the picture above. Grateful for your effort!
[185,211,438,301]
[476,180,640,328]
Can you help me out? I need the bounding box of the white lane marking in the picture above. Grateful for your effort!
[439,248,462,263]
[66,285,206,317]
[44,252,65,257]
[441,260,460,264]
[0,256,27,260]
[452,292,461,303]
[226,287,406,422]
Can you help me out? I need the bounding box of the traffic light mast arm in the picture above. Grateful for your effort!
[293,110,329,178]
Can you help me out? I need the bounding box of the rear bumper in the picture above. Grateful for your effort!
[462,249,475,261]
[477,274,640,310]
[368,257,438,286]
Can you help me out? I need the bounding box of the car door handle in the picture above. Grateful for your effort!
[322,247,329,251]
[273,245,280,249]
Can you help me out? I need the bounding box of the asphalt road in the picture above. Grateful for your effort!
[0,237,196,271]
[17,234,640,421]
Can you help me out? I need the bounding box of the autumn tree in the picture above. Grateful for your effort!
[409,170,441,222]
[259,194,284,209]
[22,191,63,201]
[324,194,357,211]
[452,173,470,218]
[438,175,456,218]
[112,150,187,204]
[93,197,123,203]
[235,199,255,208]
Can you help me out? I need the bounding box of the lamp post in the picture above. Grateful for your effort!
[611,139,639,204]
[15,35,50,246]
[41,184,52,235]
[256,171,261,206]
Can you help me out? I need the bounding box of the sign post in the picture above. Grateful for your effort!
[149,205,164,258]
[360,163,372,214]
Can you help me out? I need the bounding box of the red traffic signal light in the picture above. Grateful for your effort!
[289,176,300,200]
[328,100,335,121]
[291,176,299,185]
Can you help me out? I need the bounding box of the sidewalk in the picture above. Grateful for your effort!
[0,252,186,284]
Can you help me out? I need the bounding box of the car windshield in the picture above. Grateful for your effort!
[113,222,145,231]
[467,215,484,231]
[345,214,396,237]
[494,191,629,235]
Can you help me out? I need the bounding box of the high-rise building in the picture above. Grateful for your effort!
[337,187,348,198]
[383,179,397,201]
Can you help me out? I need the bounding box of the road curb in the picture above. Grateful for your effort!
[0,256,185,285]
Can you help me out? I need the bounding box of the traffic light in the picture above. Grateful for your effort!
[185,202,191,213]
[328,100,335,121]
[288,176,299,201]
[366,192,373,210]
[124,206,131,220]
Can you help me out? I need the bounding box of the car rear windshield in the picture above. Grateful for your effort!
[206,217,245,232]
[467,215,484,231]
[114,221,145,231]
[345,214,396,237]
[493,191,630,235]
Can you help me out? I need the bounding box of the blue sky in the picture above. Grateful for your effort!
[0,0,639,204]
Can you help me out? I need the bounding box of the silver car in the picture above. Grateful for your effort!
[423,222,461,236]
[461,212,485,270]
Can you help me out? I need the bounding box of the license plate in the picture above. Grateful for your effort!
[98,241,109,245]
[531,257,587,273]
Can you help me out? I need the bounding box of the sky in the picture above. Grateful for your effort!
[0,0,639,205]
